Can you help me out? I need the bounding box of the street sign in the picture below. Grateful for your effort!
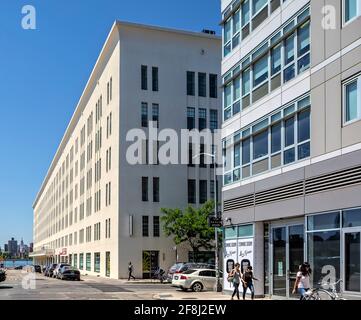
[209,217,223,228]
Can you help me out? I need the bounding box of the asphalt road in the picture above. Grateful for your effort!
[0,270,177,300]
[0,270,230,300]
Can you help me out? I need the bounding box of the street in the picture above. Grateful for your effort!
[0,270,231,300]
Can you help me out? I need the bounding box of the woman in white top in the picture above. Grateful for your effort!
[292,262,312,299]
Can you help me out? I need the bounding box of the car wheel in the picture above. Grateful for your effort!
[191,282,203,292]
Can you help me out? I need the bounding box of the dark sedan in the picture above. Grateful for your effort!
[34,265,42,273]
[45,263,58,277]
[58,266,80,281]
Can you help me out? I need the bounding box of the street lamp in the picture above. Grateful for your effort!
[193,151,222,292]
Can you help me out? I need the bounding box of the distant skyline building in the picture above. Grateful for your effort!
[8,238,18,258]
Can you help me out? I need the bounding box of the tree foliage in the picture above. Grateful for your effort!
[161,201,216,257]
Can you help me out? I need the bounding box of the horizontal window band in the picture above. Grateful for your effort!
[222,15,311,88]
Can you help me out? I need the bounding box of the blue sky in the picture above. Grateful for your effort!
[0,0,221,248]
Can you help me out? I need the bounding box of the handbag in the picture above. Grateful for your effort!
[227,274,234,283]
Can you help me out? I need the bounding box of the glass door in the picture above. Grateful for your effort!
[271,224,304,298]
[272,227,287,297]
[344,230,361,293]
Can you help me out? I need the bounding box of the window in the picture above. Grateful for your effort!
[86,253,91,271]
[141,65,147,90]
[188,179,196,204]
[153,216,160,237]
[199,180,207,204]
[285,117,295,147]
[253,130,268,159]
[152,104,159,128]
[152,67,159,91]
[141,102,148,127]
[198,73,207,97]
[271,44,282,75]
[271,122,281,153]
[105,218,111,238]
[79,253,84,270]
[188,143,194,167]
[253,55,268,87]
[94,253,100,273]
[110,77,112,101]
[153,177,159,202]
[242,0,250,27]
[142,177,148,201]
[242,138,251,165]
[224,18,232,56]
[187,107,195,130]
[187,71,195,96]
[209,74,218,98]
[200,144,206,168]
[344,76,361,124]
[210,109,218,131]
[107,82,110,105]
[224,95,311,185]
[253,0,267,15]
[105,182,111,206]
[199,108,207,131]
[284,35,295,82]
[142,216,149,237]
[344,0,360,23]
[234,141,241,167]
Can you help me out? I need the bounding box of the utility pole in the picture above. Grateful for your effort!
[193,151,222,292]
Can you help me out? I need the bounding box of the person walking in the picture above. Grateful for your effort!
[128,262,135,281]
[292,262,312,300]
[241,265,258,300]
[229,263,242,300]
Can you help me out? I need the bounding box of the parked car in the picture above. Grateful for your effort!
[14,265,23,270]
[45,263,58,277]
[53,263,70,278]
[58,266,80,281]
[172,269,223,292]
[167,262,215,281]
[34,265,42,273]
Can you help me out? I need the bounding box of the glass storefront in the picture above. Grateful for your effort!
[306,208,361,294]
[223,224,254,291]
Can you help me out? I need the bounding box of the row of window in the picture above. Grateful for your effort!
[142,177,160,202]
[222,0,289,57]
[187,107,218,131]
[223,8,310,121]
[142,216,160,237]
[188,179,217,204]
[48,219,111,249]
[141,102,159,128]
[187,71,218,98]
[73,252,110,276]
[223,95,311,185]
[141,65,159,91]
[35,75,114,243]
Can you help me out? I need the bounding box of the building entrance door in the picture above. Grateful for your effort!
[343,229,361,293]
[271,224,304,299]
[142,251,159,279]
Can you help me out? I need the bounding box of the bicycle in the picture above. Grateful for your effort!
[304,279,346,300]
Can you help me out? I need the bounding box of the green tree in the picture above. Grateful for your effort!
[161,200,216,261]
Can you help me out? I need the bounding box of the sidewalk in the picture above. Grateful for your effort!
[80,273,169,285]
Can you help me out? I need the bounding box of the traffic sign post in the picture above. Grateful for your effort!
[209,217,223,228]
